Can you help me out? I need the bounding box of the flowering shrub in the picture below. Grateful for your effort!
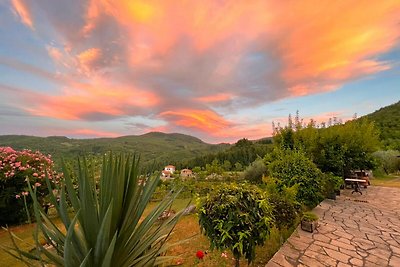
[0,147,60,225]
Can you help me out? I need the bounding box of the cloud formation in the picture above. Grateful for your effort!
[4,0,400,141]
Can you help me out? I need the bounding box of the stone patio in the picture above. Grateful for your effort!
[266,186,400,267]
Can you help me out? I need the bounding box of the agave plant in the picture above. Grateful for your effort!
[3,154,183,266]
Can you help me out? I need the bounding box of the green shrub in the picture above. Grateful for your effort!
[321,173,343,197]
[4,154,183,266]
[198,183,273,266]
[302,211,319,222]
[264,178,300,230]
[268,149,323,208]
[0,147,60,225]
[243,158,268,184]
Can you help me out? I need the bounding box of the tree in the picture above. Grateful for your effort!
[5,154,183,266]
[198,183,272,266]
[234,162,243,171]
[372,150,400,174]
[223,160,232,171]
[268,149,323,208]
[242,158,268,184]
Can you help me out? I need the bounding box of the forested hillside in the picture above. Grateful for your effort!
[364,101,400,150]
[0,132,229,169]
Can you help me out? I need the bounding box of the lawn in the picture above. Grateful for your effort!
[371,174,400,188]
[0,198,294,266]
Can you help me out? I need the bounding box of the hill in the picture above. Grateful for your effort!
[363,101,400,150]
[0,132,229,169]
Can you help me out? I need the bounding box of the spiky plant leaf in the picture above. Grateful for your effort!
[3,153,184,267]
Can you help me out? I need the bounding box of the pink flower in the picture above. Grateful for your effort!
[22,191,29,196]
[221,252,228,258]
[15,162,21,167]
[15,194,20,199]
[33,173,38,177]
[35,182,41,187]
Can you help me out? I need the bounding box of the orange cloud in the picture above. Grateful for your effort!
[67,128,119,138]
[196,93,234,103]
[11,0,34,29]
[274,1,400,91]
[77,48,102,73]
[27,78,160,120]
[159,109,231,132]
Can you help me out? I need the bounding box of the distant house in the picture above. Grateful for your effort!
[161,170,172,180]
[180,168,193,178]
[164,165,176,174]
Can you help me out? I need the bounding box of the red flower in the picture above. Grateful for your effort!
[196,250,205,259]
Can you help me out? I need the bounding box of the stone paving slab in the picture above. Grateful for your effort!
[266,186,400,267]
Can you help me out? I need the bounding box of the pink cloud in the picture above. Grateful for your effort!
[11,0,34,29]
[4,0,400,142]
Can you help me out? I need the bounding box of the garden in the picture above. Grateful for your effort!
[1,118,399,266]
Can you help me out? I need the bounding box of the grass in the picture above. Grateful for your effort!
[0,198,295,267]
[371,174,400,188]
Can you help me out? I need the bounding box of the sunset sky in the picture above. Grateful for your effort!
[1,1,399,143]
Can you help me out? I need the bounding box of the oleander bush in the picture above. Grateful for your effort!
[0,147,60,225]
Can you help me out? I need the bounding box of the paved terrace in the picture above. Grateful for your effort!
[266,186,400,267]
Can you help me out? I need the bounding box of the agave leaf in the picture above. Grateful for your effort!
[94,201,113,265]
[100,232,118,267]
[64,210,86,266]
[79,248,93,267]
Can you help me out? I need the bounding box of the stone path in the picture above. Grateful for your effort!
[266,186,400,267]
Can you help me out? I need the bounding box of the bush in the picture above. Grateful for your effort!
[0,147,60,225]
[268,149,323,208]
[321,173,343,198]
[264,178,300,230]
[198,183,273,266]
[243,158,268,184]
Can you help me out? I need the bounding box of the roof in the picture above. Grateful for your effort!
[165,165,175,168]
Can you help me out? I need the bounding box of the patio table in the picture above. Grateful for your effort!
[345,178,367,195]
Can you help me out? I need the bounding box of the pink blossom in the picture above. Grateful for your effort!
[22,191,29,196]
[33,173,38,177]
[15,194,20,199]
[35,182,41,187]
[15,162,21,167]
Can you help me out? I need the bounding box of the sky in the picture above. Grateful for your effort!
[0,0,399,143]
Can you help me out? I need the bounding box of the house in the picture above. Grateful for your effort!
[164,165,175,174]
[161,170,172,181]
[180,168,193,178]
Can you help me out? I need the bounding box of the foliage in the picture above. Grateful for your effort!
[181,138,272,170]
[243,158,268,184]
[268,149,323,208]
[198,183,273,266]
[301,212,319,222]
[364,101,400,150]
[273,117,380,177]
[320,173,343,197]
[0,147,60,225]
[0,132,229,172]
[264,178,300,230]
[4,154,184,266]
[372,150,400,175]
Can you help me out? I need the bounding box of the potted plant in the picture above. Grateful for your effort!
[301,212,319,233]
